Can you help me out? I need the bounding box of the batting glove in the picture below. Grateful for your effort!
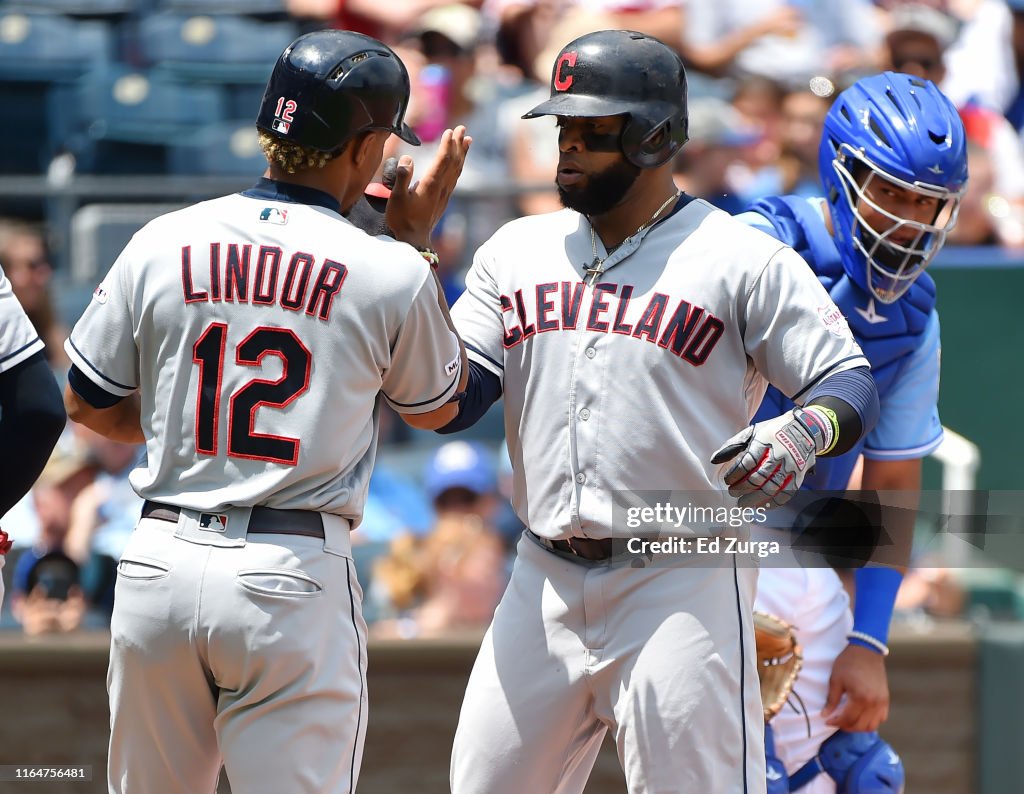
[711,408,829,509]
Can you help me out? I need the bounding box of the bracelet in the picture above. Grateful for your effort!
[418,248,440,270]
[803,404,840,455]
[847,631,890,657]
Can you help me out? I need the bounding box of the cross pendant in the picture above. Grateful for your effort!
[584,257,604,286]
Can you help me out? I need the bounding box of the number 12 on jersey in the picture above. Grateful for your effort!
[192,322,311,465]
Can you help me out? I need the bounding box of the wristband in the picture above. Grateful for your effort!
[847,631,890,657]
[853,565,902,643]
[802,404,839,454]
[418,248,440,270]
[848,565,903,657]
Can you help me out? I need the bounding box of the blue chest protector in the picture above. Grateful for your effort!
[748,196,935,490]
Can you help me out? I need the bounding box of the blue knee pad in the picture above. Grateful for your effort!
[790,730,905,793]
[764,724,790,794]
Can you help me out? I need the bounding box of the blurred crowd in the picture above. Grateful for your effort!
[277,0,1024,262]
[6,0,1024,635]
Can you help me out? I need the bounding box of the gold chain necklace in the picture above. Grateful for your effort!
[585,191,680,285]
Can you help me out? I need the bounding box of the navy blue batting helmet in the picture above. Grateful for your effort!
[257,29,420,154]
[523,29,688,168]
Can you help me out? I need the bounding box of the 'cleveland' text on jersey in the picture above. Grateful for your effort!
[499,280,724,365]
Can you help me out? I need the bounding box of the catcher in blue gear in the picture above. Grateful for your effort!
[739,72,967,793]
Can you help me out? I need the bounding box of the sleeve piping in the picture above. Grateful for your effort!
[66,337,137,394]
[465,342,503,372]
[383,368,460,411]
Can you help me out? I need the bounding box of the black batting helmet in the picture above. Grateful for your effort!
[523,29,688,168]
[256,29,420,154]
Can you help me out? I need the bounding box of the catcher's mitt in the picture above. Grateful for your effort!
[754,610,803,722]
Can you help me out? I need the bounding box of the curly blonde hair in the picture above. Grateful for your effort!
[258,130,340,174]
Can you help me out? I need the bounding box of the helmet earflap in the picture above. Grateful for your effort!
[622,117,684,168]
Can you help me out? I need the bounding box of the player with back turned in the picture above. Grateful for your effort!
[62,30,470,794]
[431,29,880,794]
[739,72,968,793]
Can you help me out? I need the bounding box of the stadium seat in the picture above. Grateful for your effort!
[49,66,226,173]
[0,11,113,81]
[0,0,142,16]
[69,203,187,284]
[156,0,286,15]
[0,11,114,173]
[224,82,268,122]
[137,12,296,83]
[167,120,268,176]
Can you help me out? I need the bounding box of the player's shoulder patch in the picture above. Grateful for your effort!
[817,302,850,337]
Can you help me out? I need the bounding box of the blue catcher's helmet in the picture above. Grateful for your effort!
[819,72,967,303]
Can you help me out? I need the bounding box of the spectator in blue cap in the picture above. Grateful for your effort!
[425,440,498,512]
[371,441,507,638]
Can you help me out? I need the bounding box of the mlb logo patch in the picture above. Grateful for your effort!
[271,118,291,134]
[445,355,460,377]
[92,285,109,304]
[199,513,229,533]
[259,207,288,225]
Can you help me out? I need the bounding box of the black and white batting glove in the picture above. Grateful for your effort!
[710,408,832,509]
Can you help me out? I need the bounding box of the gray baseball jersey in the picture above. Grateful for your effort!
[0,264,44,373]
[451,198,868,539]
[449,197,869,794]
[66,192,461,522]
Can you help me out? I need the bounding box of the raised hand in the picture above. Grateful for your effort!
[386,126,472,250]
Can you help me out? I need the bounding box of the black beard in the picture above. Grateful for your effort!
[557,158,642,216]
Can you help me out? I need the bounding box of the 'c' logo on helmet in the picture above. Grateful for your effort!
[554,51,578,91]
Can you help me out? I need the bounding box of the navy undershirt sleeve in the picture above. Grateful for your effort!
[436,360,502,434]
[805,365,880,457]
[68,364,125,409]
[0,352,66,516]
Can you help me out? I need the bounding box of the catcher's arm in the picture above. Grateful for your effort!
[823,457,914,731]
[754,610,803,723]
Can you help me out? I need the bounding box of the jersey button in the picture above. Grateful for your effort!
[579,408,591,421]
[585,347,596,359]
[575,472,586,484]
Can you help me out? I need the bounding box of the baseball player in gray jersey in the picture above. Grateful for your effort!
[0,263,65,608]
[62,30,470,794]
[435,31,880,793]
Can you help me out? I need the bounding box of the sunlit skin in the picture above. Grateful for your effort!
[554,114,681,249]
[823,171,943,246]
[860,175,942,244]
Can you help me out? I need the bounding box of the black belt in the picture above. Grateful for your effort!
[141,500,325,539]
[529,530,618,561]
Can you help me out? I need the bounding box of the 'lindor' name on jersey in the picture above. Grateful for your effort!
[501,280,724,366]
[180,243,346,321]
